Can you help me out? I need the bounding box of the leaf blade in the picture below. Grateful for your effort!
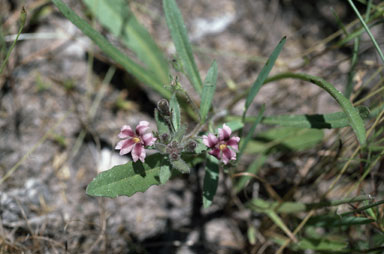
[163,0,203,94]
[83,0,169,84]
[202,157,219,208]
[200,60,218,123]
[86,154,167,198]
[51,0,171,98]
[243,36,286,119]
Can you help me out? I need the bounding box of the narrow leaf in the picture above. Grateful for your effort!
[170,93,181,132]
[86,153,168,198]
[239,105,265,159]
[171,158,190,174]
[263,106,369,128]
[243,36,286,118]
[83,0,169,84]
[308,215,374,227]
[265,73,367,145]
[228,106,370,129]
[347,0,384,64]
[203,156,219,208]
[154,109,170,136]
[159,166,171,184]
[51,0,171,98]
[163,0,203,94]
[200,61,218,123]
[245,127,324,153]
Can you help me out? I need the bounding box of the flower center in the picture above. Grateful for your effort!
[132,137,141,143]
[219,143,227,151]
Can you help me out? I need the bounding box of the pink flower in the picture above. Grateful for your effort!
[203,124,240,165]
[115,121,156,162]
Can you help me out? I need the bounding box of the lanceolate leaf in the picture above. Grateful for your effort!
[51,0,171,98]
[86,153,168,198]
[200,61,218,123]
[261,106,370,128]
[163,0,203,94]
[243,37,286,119]
[265,72,367,145]
[203,156,219,208]
[83,0,169,84]
[170,93,181,131]
[154,109,170,136]
[228,106,370,129]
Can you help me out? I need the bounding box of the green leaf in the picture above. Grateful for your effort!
[243,36,286,119]
[154,109,170,136]
[239,105,265,159]
[248,196,372,213]
[170,93,181,132]
[224,121,244,132]
[308,215,374,227]
[159,166,171,184]
[171,158,190,174]
[295,238,347,251]
[260,106,370,128]
[347,0,384,64]
[83,0,169,84]
[86,153,168,198]
[265,72,367,145]
[163,0,203,94]
[194,137,207,154]
[200,61,218,123]
[246,127,324,153]
[51,0,171,98]
[202,156,219,208]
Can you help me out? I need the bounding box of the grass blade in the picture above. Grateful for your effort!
[51,0,171,98]
[0,7,26,75]
[243,36,286,119]
[200,60,218,123]
[163,0,203,94]
[265,72,367,145]
[347,0,384,64]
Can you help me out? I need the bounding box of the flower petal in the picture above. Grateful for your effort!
[117,138,135,155]
[132,143,146,162]
[203,133,218,148]
[209,148,221,159]
[222,147,235,164]
[142,133,156,146]
[118,125,135,138]
[227,136,240,151]
[135,121,150,136]
[219,124,232,141]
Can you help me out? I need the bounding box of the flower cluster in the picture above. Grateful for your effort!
[115,99,240,165]
[115,121,239,165]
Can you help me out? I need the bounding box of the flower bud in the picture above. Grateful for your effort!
[160,133,170,143]
[170,140,178,148]
[185,140,197,152]
[157,99,170,116]
[170,152,179,161]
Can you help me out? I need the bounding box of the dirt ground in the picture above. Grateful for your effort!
[1,0,382,253]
